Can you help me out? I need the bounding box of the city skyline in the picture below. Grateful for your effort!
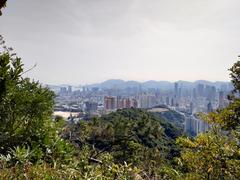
[1,0,239,84]
[55,75,231,136]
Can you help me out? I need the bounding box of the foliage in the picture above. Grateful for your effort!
[177,127,240,180]
[62,108,183,178]
[0,37,54,155]
[0,37,76,172]
[156,110,185,125]
[174,59,240,179]
[153,111,184,139]
[0,0,7,16]
[229,59,240,94]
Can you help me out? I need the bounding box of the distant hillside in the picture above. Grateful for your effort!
[66,108,184,166]
[147,106,185,129]
[85,79,232,90]
[49,79,232,91]
[153,110,185,136]
[102,108,183,139]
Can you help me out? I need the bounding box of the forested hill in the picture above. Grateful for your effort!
[102,108,184,139]
[150,108,185,132]
[65,108,183,167]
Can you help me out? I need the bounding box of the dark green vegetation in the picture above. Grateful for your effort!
[0,37,240,179]
[0,0,7,16]
[65,108,182,172]
[153,110,185,137]
[158,110,185,125]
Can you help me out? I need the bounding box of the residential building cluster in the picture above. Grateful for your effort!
[104,96,138,110]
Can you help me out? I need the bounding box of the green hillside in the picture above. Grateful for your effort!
[65,108,183,166]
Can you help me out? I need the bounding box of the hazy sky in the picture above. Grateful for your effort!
[1,0,239,85]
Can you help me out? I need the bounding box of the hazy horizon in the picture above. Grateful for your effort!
[1,0,239,84]
[48,78,231,87]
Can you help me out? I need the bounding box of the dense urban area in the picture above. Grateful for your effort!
[52,80,232,136]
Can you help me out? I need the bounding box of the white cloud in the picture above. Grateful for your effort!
[0,0,239,84]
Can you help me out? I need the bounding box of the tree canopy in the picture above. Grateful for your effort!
[0,0,7,16]
[175,58,240,179]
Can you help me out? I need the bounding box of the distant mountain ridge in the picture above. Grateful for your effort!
[84,79,232,90]
[47,79,232,91]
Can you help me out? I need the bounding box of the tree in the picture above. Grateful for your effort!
[0,37,53,153]
[230,56,240,94]
[0,36,76,168]
[202,57,240,130]
[0,0,7,16]
[176,58,240,179]
[177,128,240,179]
